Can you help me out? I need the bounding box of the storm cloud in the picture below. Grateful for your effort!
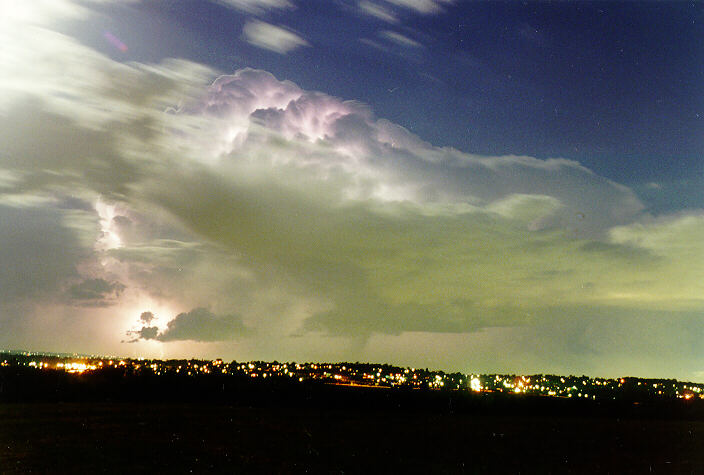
[68,278,125,306]
[131,308,250,342]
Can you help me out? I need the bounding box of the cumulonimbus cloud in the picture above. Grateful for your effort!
[130,67,702,340]
[185,67,643,235]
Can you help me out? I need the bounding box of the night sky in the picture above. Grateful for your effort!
[1,0,703,380]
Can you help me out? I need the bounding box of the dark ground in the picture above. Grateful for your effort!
[2,400,703,474]
[1,370,704,473]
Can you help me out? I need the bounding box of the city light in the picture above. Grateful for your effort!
[3,350,704,403]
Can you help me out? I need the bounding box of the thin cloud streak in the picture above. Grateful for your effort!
[358,1,398,23]
[214,0,293,14]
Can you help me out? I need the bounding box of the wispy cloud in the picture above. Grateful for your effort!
[358,1,398,23]
[243,20,309,54]
[380,30,423,48]
[385,0,453,15]
[214,0,293,15]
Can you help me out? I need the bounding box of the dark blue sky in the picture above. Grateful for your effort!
[84,0,703,211]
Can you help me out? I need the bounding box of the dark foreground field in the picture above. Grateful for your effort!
[2,399,704,474]
[2,369,704,473]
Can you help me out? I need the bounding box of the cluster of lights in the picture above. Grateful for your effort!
[460,374,701,401]
[5,352,704,402]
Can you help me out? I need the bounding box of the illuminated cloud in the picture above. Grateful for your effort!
[0,0,92,26]
[139,68,703,348]
[243,20,310,54]
[187,68,643,236]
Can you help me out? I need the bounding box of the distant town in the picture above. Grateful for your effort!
[2,349,703,403]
